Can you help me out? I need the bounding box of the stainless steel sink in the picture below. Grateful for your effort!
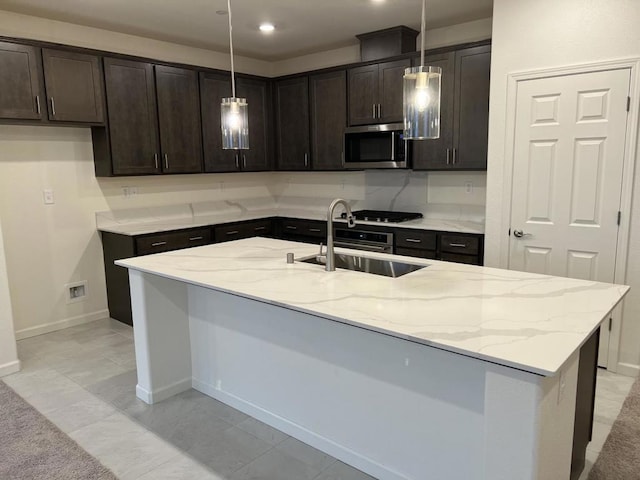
[299,253,427,278]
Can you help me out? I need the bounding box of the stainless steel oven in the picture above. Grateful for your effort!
[334,228,394,253]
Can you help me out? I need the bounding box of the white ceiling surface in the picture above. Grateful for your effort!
[0,0,493,61]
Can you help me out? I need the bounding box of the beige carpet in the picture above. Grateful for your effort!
[588,375,640,479]
[0,380,117,480]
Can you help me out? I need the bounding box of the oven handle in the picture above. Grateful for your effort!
[334,241,391,253]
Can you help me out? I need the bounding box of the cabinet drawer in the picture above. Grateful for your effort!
[396,230,437,250]
[440,234,480,255]
[136,228,211,255]
[281,219,327,238]
[249,219,273,236]
[395,247,437,260]
[440,252,481,265]
[215,223,253,242]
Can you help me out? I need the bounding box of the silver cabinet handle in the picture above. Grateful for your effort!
[405,238,422,243]
[452,148,457,165]
[243,154,247,169]
[151,241,167,247]
[164,153,169,169]
[309,228,321,233]
[189,236,204,241]
[304,153,309,167]
[254,226,266,231]
[50,97,56,116]
[35,95,41,114]
[377,103,382,118]
[446,148,451,165]
[226,230,239,235]
[372,104,376,119]
[449,243,467,248]
[285,225,297,230]
[235,153,239,169]
[513,230,532,238]
[154,153,158,169]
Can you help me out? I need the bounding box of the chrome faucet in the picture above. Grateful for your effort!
[326,198,356,271]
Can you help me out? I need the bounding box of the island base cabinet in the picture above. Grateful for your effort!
[127,270,589,480]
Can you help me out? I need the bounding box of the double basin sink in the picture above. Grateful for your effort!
[299,253,427,278]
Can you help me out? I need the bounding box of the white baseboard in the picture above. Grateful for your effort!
[15,309,110,340]
[616,362,640,377]
[0,359,21,377]
[192,378,404,480]
[136,377,192,405]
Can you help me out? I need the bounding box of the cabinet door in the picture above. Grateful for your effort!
[0,42,44,120]
[155,65,203,173]
[42,49,104,123]
[275,76,310,170]
[410,52,455,170]
[378,59,410,123]
[104,58,160,175]
[237,77,272,171]
[310,70,347,170]
[452,45,491,170]
[348,64,378,126]
[199,72,238,172]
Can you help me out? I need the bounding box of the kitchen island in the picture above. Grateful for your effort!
[116,237,628,480]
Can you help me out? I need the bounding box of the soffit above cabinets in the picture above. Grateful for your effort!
[0,0,493,61]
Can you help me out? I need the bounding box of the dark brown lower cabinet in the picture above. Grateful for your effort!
[394,229,483,265]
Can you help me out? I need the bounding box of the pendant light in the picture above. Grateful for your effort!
[403,0,441,140]
[221,0,249,149]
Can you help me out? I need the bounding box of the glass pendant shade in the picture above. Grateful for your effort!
[221,97,249,149]
[403,66,442,140]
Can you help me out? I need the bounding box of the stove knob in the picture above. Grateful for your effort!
[364,216,369,221]
[376,217,381,222]
[384,218,389,223]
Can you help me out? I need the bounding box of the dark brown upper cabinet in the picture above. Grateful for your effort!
[155,65,203,174]
[0,41,44,120]
[310,70,347,170]
[200,73,272,173]
[348,58,410,126]
[102,58,160,176]
[42,49,104,123]
[275,76,310,171]
[411,45,491,171]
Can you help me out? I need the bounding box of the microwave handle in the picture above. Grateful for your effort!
[390,131,396,161]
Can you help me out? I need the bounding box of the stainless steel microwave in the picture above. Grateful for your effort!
[343,123,408,169]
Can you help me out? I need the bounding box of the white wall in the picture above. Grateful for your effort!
[0,217,19,376]
[485,0,640,374]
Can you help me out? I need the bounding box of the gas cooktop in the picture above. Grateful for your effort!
[341,210,423,223]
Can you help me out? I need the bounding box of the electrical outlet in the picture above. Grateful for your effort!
[122,186,138,198]
[43,188,54,205]
[465,182,473,194]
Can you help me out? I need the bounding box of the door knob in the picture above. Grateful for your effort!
[513,229,532,238]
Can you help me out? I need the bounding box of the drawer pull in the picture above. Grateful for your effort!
[151,241,167,247]
[308,228,321,232]
[189,236,204,241]
[285,225,297,230]
[405,238,421,243]
[226,230,239,235]
[254,226,266,231]
[449,243,467,248]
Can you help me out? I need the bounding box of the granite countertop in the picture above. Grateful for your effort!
[116,237,628,376]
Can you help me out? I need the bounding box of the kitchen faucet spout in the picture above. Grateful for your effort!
[326,198,355,272]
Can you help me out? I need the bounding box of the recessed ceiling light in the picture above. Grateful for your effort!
[259,23,275,33]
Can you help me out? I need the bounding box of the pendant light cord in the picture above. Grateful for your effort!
[227,0,236,98]
[420,0,426,67]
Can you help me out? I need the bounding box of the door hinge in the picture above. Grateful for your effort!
[627,96,631,112]
[609,317,613,332]
[617,211,622,226]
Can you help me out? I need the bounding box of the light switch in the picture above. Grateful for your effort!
[43,188,54,205]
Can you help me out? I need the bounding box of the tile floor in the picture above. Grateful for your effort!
[2,317,636,480]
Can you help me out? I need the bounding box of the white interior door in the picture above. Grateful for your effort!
[509,68,630,367]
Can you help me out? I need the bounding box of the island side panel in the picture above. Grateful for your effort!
[187,284,570,480]
[129,269,192,403]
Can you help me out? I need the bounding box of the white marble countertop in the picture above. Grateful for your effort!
[97,208,484,236]
[116,237,628,376]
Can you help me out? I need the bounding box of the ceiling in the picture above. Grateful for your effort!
[0,0,493,61]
